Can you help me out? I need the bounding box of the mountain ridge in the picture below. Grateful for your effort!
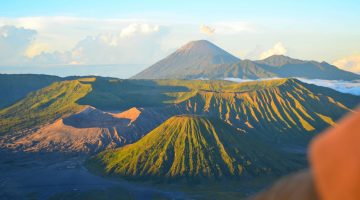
[255,55,305,67]
[1,77,358,154]
[132,40,360,80]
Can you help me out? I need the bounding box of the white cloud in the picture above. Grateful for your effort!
[212,21,254,34]
[197,21,253,35]
[120,23,159,37]
[0,17,256,67]
[25,42,50,57]
[333,54,360,74]
[259,42,287,59]
[0,25,36,65]
[0,22,167,66]
[0,17,149,54]
[297,78,360,96]
[31,23,167,65]
[30,51,71,66]
[200,24,215,35]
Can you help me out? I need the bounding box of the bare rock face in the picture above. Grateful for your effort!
[6,106,167,154]
[12,118,122,153]
[111,107,142,124]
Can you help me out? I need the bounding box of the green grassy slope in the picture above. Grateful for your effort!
[78,77,358,115]
[172,79,358,138]
[1,77,358,137]
[76,78,189,110]
[87,115,304,182]
[86,77,359,182]
[77,78,289,110]
[0,79,92,134]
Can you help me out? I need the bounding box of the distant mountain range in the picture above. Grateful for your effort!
[132,40,360,80]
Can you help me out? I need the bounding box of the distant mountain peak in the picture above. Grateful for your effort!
[131,40,240,79]
[176,40,235,57]
[179,39,212,48]
[257,55,304,67]
[132,40,360,80]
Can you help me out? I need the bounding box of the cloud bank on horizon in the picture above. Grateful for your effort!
[297,78,360,96]
[0,23,167,66]
[1,23,360,75]
[333,55,360,75]
[0,25,36,65]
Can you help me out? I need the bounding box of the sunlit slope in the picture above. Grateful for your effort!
[1,77,358,137]
[77,78,289,110]
[0,79,92,134]
[87,116,302,181]
[171,79,359,136]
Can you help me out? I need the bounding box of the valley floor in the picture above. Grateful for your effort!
[0,151,282,200]
[0,152,187,200]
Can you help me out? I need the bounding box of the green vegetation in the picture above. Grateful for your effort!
[173,78,359,136]
[1,76,358,139]
[77,78,290,110]
[0,80,92,134]
[87,115,303,182]
[76,78,189,110]
[0,74,358,185]
[85,77,359,182]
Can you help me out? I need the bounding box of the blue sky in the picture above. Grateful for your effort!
[0,0,359,77]
[1,0,358,20]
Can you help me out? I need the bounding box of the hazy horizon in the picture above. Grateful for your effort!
[1,0,360,77]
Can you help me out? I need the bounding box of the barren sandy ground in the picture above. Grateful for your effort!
[0,151,186,200]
